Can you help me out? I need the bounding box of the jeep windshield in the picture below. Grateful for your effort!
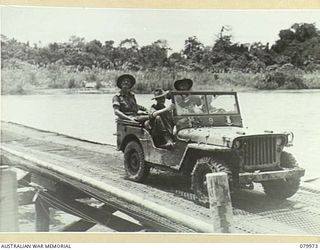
[173,92,239,116]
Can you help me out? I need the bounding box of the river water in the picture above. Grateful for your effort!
[2,90,320,181]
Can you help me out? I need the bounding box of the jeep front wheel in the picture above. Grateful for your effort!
[262,151,300,199]
[191,157,232,205]
[124,141,150,182]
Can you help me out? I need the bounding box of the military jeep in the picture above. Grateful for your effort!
[116,91,305,204]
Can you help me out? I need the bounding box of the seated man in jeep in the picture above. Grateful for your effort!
[112,74,148,122]
[149,89,175,148]
[174,78,202,114]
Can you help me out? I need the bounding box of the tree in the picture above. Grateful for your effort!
[279,29,295,41]
[210,26,251,72]
[272,23,320,67]
[114,38,140,70]
[63,36,88,69]
[101,40,115,69]
[85,40,103,55]
[153,39,170,50]
[85,40,104,67]
[213,26,233,52]
[249,42,274,66]
[182,36,204,62]
[291,23,317,42]
[119,38,139,49]
[38,42,65,65]
[139,40,170,69]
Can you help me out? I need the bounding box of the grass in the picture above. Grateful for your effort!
[303,71,320,89]
[1,59,320,95]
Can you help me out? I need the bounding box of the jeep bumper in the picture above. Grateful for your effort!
[239,167,305,184]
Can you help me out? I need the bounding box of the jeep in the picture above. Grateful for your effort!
[115,91,305,204]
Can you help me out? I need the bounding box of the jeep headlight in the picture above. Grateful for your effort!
[276,137,284,146]
[288,132,294,143]
[233,140,241,149]
[287,132,294,146]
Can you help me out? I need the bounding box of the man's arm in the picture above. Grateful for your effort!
[150,103,175,118]
[114,107,136,121]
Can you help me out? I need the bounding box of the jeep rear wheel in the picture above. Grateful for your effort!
[191,157,232,205]
[262,151,300,199]
[124,141,150,182]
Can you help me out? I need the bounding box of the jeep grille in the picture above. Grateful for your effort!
[241,136,278,170]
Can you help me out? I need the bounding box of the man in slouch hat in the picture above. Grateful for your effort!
[174,78,202,114]
[149,89,175,148]
[112,74,147,121]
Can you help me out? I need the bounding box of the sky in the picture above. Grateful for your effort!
[1,6,320,52]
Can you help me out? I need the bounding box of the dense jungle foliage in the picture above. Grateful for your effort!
[1,23,320,94]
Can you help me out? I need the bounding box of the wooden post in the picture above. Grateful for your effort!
[206,172,234,233]
[0,165,19,232]
[35,196,50,232]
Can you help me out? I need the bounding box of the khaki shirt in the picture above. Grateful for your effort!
[112,91,146,115]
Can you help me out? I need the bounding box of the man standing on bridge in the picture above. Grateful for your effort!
[112,74,148,122]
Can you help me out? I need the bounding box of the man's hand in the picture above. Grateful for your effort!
[130,117,137,122]
[139,105,148,111]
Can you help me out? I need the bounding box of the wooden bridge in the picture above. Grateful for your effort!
[1,121,320,234]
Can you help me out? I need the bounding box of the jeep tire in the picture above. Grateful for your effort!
[191,157,232,205]
[262,151,300,199]
[124,141,150,182]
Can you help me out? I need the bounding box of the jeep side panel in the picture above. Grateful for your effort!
[143,140,187,169]
[117,120,186,168]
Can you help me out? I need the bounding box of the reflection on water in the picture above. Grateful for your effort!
[2,90,320,181]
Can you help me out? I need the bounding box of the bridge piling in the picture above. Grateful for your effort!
[35,194,50,232]
[0,165,19,232]
[206,172,234,233]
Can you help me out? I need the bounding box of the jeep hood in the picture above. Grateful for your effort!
[177,127,287,148]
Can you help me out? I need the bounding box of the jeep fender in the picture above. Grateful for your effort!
[120,134,141,151]
[178,143,233,174]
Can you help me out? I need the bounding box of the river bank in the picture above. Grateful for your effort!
[2,80,319,96]
[1,84,254,96]
[2,61,320,95]
[1,87,119,96]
